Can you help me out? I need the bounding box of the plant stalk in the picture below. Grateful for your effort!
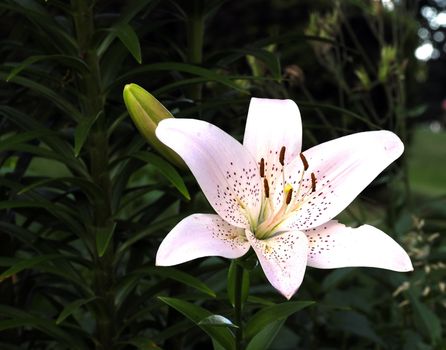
[72,1,115,349]
[186,0,204,102]
[234,262,244,350]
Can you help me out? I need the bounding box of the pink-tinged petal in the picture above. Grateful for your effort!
[246,229,308,299]
[243,98,303,209]
[285,131,404,230]
[156,214,249,266]
[243,98,303,162]
[305,221,413,271]
[156,119,261,228]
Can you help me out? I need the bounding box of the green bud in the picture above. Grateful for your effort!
[123,83,186,168]
[378,46,397,82]
[355,66,371,91]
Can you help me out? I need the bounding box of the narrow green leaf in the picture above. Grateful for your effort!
[245,301,314,340]
[74,111,102,156]
[6,55,89,81]
[95,222,117,257]
[0,200,84,238]
[246,319,285,350]
[0,129,56,152]
[0,254,63,280]
[97,0,155,58]
[126,266,215,297]
[112,62,247,93]
[56,297,97,324]
[158,297,235,350]
[116,216,181,257]
[0,305,87,349]
[0,1,77,54]
[0,106,89,177]
[0,73,82,121]
[18,177,103,200]
[198,315,238,328]
[132,151,190,200]
[113,23,142,64]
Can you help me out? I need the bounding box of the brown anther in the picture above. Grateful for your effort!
[300,153,309,171]
[259,158,265,177]
[279,146,286,166]
[285,188,293,204]
[311,172,317,193]
[263,178,270,198]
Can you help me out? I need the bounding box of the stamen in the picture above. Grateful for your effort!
[311,172,317,192]
[263,178,270,198]
[259,158,265,177]
[300,153,309,171]
[279,146,286,166]
[285,188,293,204]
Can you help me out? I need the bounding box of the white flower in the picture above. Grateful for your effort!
[155,98,413,299]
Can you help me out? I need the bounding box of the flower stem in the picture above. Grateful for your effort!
[186,0,204,102]
[72,1,114,348]
[234,262,244,350]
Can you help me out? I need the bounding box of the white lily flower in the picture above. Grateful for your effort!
[155,98,413,299]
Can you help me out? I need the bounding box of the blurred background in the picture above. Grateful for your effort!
[0,0,445,349]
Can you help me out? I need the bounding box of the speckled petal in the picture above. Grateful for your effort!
[305,221,413,271]
[246,229,308,299]
[156,119,262,228]
[243,98,302,210]
[284,131,404,230]
[156,214,249,266]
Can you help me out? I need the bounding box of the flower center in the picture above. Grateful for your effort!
[253,146,317,239]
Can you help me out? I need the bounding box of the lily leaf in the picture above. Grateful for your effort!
[198,315,239,328]
[113,23,142,64]
[56,297,97,324]
[95,221,117,258]
[132,151,190,200]
[158,297,235,350]
[74,111,102,157]
[0,254,63,280]
[6,55,89,81]
[246,319,285,350]
[245,301,314,340]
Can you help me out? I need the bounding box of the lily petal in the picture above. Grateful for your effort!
[305,221,413,271]
[246,229,308,299]
[243,98,303,210]
[243,98,303,162]
[156,119,261,228]
[285,131,404,230]
[156,214,250,266]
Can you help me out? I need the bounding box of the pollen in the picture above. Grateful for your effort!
[311,172,317,193]
[279,146,286,166]
[285,188,293,204]
[264,178,270,198]
[299,153,309,171]
[260,158,265,177]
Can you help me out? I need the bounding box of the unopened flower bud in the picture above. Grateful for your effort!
[123,83,185,168]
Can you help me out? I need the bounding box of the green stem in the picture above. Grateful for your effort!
[186,0,204,101]
[72,1,114,349]
[234,262,244,350]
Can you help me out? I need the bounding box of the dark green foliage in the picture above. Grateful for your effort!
[0,1,444,349]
